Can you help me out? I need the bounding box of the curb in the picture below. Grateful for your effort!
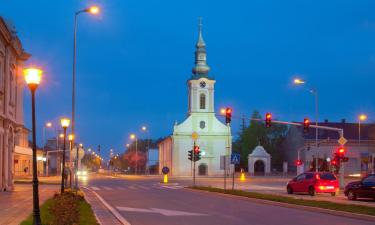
[81,187,131,225]
[185,188,375,222]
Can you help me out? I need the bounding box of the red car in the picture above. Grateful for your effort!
[286,172,339,196]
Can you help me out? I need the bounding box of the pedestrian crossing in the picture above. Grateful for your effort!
[85,184,184,192]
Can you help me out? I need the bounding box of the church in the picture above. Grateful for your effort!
[158,20,232,176]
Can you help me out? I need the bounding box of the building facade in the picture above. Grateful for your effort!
[159,20,231,176]
[284,120,375,176]
[0,17,30,191]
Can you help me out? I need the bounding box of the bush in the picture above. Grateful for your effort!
[50,191,83,225]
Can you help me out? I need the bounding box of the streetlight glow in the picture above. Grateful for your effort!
[220,108,226,115]
[23,68,42,86]
[60,118,71,128]
[59,133,64,138]
[142,126,147,131]
[130,134,136,140]
[68,134,75,141]
[293,78,305,84]
[46,122,52,127]
[359,114,367,121]
[88,6,100,14]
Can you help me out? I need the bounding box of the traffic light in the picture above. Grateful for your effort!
[225,107,232,124]
[303,118,310,133]
[193,145,201,162]
[295,159,302,166]
[337,147,346,158]
[188,150,193,161]
[265,113,272,127]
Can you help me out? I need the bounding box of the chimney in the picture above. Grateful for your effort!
[324,119,328,123]
[341,119,346,124]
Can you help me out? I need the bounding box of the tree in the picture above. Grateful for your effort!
[233,110,289,171]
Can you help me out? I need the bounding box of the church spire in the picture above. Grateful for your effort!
[192,17,210,78]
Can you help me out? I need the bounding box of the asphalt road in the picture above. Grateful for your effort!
[81,174,374,225]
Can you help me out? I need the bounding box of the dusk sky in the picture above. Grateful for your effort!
[2,1,375,159]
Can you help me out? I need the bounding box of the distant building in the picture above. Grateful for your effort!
[285,119,375,176]
[0,17,30,191]
[158,20,232,176]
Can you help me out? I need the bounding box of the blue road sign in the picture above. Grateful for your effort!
[230,153,240,165]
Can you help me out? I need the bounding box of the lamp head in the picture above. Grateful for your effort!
[293,78,305,85]
[87,5,100,14]
[68,134,74,141]
[359,114,367,121]
[23,68,42,90]
[60,118,70,128]
[130,134,136,140]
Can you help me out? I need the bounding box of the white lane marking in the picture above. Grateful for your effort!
[91,186,100,191]
[83,187,131,225]
[138,185,150,190]
[116,207,208,217]
[103,186,113,190]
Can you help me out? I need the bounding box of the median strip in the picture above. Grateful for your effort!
[188,186,375,219]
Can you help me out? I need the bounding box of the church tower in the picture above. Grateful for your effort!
[188,18,216,115]
[159,18,231,176]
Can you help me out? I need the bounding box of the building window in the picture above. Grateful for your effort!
[200,121,205,129]
[200,93,206,109]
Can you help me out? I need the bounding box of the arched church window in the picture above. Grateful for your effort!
[200,93,206,109]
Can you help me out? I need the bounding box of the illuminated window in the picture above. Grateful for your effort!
[200,93,206,109]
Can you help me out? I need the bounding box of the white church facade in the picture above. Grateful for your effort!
[158,20,231,176]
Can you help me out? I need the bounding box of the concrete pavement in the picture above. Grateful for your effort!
[0,184,59,225]
[81,174,375,225]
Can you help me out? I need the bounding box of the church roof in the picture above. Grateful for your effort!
[191,18,213,80]
[249,145,270,157]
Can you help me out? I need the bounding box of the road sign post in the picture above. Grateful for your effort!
[230,153,240,190]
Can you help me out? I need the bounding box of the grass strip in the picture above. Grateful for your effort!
[190,186,375,216]
[20,190,99,225]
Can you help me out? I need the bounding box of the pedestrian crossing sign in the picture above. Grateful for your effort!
[230,153,240,165]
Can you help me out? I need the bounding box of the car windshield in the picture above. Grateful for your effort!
[320,173,336,180]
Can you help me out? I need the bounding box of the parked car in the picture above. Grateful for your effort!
[344,174,375,201]
[286,172,339,196]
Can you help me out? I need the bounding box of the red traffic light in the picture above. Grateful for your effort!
[295,159,302,166]
[337,147,346,156]
[265,113,272,127]
[194,145,200,154]
[225,107,232,124]
[303,118,310,132]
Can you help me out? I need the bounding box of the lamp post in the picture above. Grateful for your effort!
[294,78,319,172]
[23,67,43,225]
[130,134,138,174]
[71,5,100,156]
[68,134,74,188]
[60,118,70,194]
[76,143,83,189]
[358,114,367,145]
[141,126,150,174]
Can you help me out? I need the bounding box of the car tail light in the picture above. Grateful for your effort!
[315,174,320,180]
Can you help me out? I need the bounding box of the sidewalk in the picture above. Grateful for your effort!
[0,184,59,225]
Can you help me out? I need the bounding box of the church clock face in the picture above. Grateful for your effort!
[198,54,206,60]
[200,81,206,88]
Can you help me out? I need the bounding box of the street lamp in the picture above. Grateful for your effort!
[60,117,70,193]
[23,67,43,225]
[130,134,138,174]
[293,78,319,172]
[71,5,100,155]
[141,126,151,174]
[358,114,368,145]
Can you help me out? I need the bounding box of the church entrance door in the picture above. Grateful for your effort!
[254,160,265,176]
[198,164,208,176]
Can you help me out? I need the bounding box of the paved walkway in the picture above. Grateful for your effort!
[0,184,59,225]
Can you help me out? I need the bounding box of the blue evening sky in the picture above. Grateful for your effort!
[2,1,375,158]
